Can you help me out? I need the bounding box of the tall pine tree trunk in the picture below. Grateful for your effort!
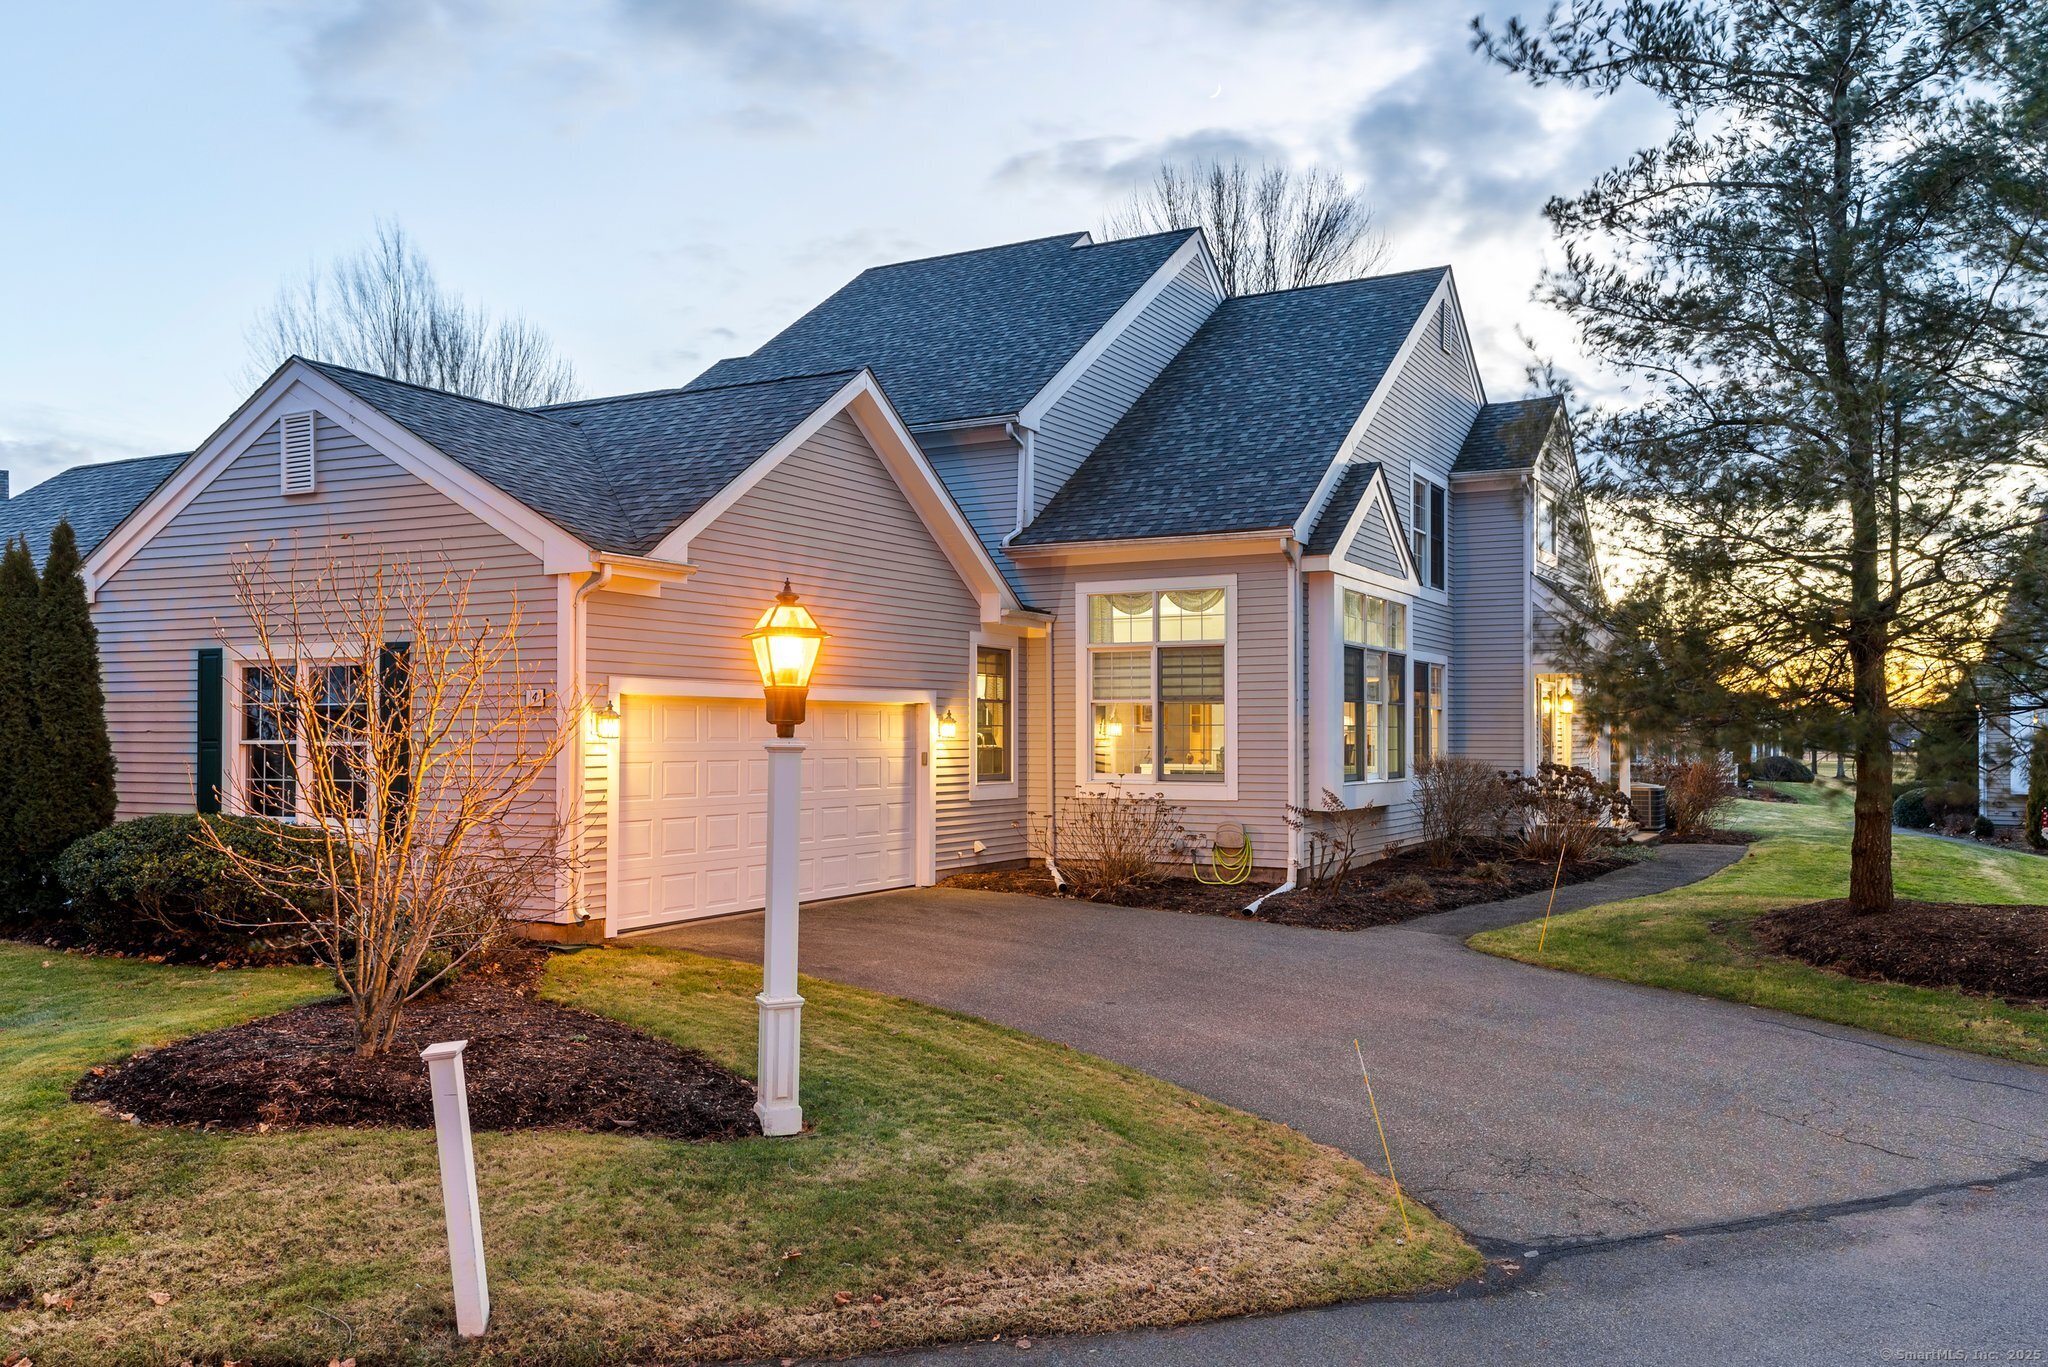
[1847,609,1895,913]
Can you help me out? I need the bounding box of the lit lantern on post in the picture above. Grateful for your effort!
[743,580,827,1137]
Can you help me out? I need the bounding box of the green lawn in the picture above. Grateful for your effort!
[1,943,1474,1365]
[1471,783,2048,1065]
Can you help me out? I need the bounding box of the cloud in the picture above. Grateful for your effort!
[0,435,111,495]
[290,0,502,134]
[614,0,898,94]
[993,128,1289,195]
[1347,45,1659,250]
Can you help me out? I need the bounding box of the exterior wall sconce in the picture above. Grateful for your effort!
[591,701,621,741]
[938,708,959,739]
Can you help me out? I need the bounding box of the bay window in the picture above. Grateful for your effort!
[1086,586,1229,785]
[1342,590,1407,781]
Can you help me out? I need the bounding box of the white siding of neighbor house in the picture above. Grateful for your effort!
[582,411,1029,921]
[1018,551,1294,877]
[1029,254,1222,518]
[94,412,562,896]
[1451,480,1531,771]
[1981,704,2037,826]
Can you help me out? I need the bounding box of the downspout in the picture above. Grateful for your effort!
[1246,539,1303,915]
[1043,612,1066,889]
[561,563,616,924]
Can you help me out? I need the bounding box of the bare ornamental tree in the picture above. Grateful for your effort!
[1105,160,1386,297]
[197,551,579,1057]
[246,221,582,407]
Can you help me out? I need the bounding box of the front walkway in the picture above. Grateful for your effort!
[646,846,2048,1246]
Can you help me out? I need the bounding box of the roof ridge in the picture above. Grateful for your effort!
[297,357,575,425]
[852,232,1095,275]
[57,449,189,473]
[1221,265,1449,304]
[539,368,863,411]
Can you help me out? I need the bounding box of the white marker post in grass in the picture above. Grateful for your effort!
[421,1040,490,1337]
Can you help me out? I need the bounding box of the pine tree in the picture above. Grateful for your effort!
[0,538,38,913]
[16,522,117,908]
[1481,0,2048,912]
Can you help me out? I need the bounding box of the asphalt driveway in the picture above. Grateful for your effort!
[646,845,2048,1246]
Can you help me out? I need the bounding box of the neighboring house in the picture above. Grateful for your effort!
[1980,699,2041,832]
[0,452,186,567]
[18,228,1616,937]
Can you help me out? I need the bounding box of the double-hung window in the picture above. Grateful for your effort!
[239,659,371,823]
[975,645,1012,783]
[1415,661,1445,764]
[1087,587,1228,784]
[1342,590,1407,782]
[1536,487,1559,562]
[1412,476,1447,589]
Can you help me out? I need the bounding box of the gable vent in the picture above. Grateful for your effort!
[1436,300,1453,353]
[279,411,318,495]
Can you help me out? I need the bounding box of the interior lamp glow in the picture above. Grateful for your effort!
[745,580,828,737]
[938,708,959,739]
[591,701,621,741]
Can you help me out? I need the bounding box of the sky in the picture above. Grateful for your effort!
[0,0,1666,495]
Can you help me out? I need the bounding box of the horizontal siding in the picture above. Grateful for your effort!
[1344,500,1405,578]
[585,412,1029,898]
[1451,483,1529,770]
[1031,255,1221,518]
[95,411,561,909]
[919,427,1022,591]
[1981,707,2037,825]
[1020,552,1293,875]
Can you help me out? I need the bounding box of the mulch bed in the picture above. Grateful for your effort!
[941,841,1632,931]
[74,947,760,1140]
[1661,829,1763,846]
[1753,899,2048,1005]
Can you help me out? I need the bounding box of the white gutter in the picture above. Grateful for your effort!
[1043,612,1066,889]
[558,562,616,924]
[1250,539,1305,914]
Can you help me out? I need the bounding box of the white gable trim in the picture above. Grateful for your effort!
[1300,463,1423,588]
[85,361,594,598]
[1290,271,1484,547]
[1016,233,1223,430]
[647,371,1019,624]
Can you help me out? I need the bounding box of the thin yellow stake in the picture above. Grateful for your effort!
[1534,837,1570,956]
[1352,1040,1412,1242]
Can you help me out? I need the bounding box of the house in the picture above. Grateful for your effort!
[14,228,1616,937]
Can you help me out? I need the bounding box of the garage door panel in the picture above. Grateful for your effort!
[613,699,920,931]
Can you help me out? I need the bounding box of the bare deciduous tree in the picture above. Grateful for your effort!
[246,221,583,406]
[198,549,578,1057]
[1105,161,1386,296]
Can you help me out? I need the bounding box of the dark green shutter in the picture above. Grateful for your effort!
[196,648,223,813]
[378,642,412,831]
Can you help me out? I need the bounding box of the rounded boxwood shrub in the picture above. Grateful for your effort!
[1891,786,1932,830]
[1753,754,1815,783]
[55,813,322,959]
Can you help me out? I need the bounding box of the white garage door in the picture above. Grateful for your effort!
[611,697,918,932]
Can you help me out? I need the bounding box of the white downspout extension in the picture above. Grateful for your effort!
[559,563,615,923]
[1043,613,1066,889]
[1247,541,1303,915]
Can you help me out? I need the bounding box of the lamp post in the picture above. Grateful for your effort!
[744,580,827,1137]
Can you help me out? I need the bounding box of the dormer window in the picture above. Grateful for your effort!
[280,411,318,495]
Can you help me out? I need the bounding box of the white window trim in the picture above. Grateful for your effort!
[222,641,375,831]
[1338,588,1418,789]
[968,631,1019,800]
[1072,574,1238,802]
[1410,472,1449,597]
[1535,483,1562,568]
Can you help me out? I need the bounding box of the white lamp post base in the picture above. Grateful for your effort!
[755,991,805,1135]
[757,735,806,1137]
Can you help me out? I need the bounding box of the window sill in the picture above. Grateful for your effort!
[1076,777,1239,802]
[969,778,1019,801]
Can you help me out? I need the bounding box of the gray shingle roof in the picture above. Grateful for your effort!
[0,451,187,569]
[1013,269,1447,546]
[1453,397,1563,473]
[1303,461,1382,555]
[687,230,1198,427]
[307,361,859,556]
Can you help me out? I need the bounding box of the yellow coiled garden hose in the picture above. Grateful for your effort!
[1192,823,1253,886]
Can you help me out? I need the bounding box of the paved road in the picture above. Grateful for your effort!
[646,847,2048,1362]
